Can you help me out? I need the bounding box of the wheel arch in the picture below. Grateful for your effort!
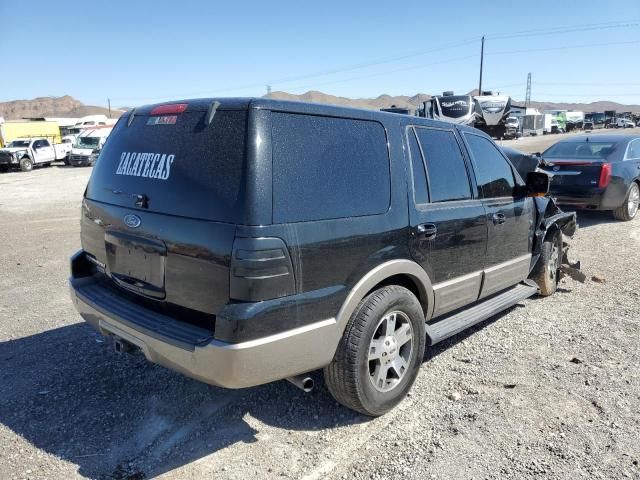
[335,260,434,336]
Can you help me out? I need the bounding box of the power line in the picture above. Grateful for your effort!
[536,81,640,86]
[109,19,640,104]
[109,37,481,102]
[485,20,638,40]
[281,55,479,93]
[489,39,640,56]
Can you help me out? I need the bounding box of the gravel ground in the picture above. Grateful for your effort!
[0,133,639,480]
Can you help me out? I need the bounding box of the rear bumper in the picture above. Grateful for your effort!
[69,273,338,389]
[551,182,627,211]
[552,192,604,210]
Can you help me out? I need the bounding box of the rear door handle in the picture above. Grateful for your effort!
[414,223,437,239]
[492,212,506,225]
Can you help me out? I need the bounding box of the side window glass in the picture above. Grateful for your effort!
[42,140,51,147]
[415,128,471,202]
[407,128,428,204]
[626,140,640,160]
[272,113,391,223]
[33,140,42,149]
[464,134,516,198]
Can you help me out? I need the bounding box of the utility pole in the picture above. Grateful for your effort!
[525,73,532,109]
[478,36,485,95]
[108,98,112,118]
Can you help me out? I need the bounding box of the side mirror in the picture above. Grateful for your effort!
[534,152,541,157]
[526,171,550,197]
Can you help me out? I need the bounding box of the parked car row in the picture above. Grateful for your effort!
[0,125,114,172]
[503,134,640,221]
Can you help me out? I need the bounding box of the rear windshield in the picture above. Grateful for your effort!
[543,142,616,159]
[86,110,247,222]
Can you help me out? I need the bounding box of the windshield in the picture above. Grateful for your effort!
[76,137,100,148]
[543,142,616,159]
[438,96,473,118]
[7,140,31,148]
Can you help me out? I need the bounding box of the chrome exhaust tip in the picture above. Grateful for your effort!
[287,374,314,393]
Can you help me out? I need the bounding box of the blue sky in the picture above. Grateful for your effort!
[0,1,638,107]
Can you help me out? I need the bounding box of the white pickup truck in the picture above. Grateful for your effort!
[0,137,72,172]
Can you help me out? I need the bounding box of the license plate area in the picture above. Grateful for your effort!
[105,231,167,299]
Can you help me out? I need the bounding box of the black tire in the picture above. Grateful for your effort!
[19,157,33,172]
[0,165,8,173]
[63,157,70,166]
[613,182,640,221]
[324,285,426,416]
[531,229,561,296]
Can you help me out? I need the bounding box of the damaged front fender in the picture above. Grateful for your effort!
[530,196,584,282]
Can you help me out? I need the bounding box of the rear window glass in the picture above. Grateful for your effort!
[272,113,390,223]
[86,110,247,222]
[544,141,616,159]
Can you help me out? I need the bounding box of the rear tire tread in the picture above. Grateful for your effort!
[324,285,424,416]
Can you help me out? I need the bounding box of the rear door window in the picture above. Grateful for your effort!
[271,113,390,223]
[414,127,472,202]
[407,127,428,205]
[86,110,247,222]
[464,133,515,198]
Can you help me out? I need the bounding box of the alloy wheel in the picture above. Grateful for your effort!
[628,183,639,218]
[368,311,414,393]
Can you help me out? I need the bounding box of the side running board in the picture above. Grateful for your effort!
[425,283,538,345]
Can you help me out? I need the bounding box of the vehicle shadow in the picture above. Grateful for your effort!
[0,323,367,479]
[573,209,619,229]
[0,302,531,479]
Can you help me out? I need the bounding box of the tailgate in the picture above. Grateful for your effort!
[81,105,248,315]
[81,199,235,314]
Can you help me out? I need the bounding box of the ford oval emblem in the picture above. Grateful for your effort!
[123,214,141,229]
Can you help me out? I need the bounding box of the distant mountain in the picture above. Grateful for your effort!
[0,96,123,120]
[524,100,640,113]
[267,90,640,113]
[267,90,431,110]
[1,92,638,122]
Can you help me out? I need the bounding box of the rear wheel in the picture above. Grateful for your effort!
[613,182,639,221]
[0,165,8,173]
[324,285,425,416]
[531,230,561,296]
[20,157,33,172]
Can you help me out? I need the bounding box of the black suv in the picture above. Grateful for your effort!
[70,98,576,416]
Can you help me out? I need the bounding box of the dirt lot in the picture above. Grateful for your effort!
[1,131,639,480]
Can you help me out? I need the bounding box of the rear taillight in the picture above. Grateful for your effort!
[230,237,295,301]
[150,103,188,115]
[598,163,612,188]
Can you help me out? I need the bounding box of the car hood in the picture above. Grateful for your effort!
[71,148,95,155]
